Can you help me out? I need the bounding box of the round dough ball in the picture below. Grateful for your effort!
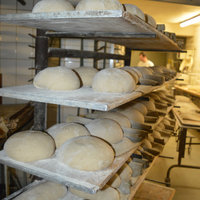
[118,163,132,181]
[76,0,123,11]
[131,102,148,115]
[141,100,156,111]
[112,137,136,156]
[73,67,98,87]
[124,4,145,21]
[118,108,145,125]
[85,119,123,144]
[4,131,55,162]
[70,185,120,200]
[32,0,74,13]
[153,131,162,139]
[122,67,139,84]
[56,136,115,171]
[47,123,90,148]
[92,68,136,93]
[143,139,152,149]
[93,111,131,128]
[14,181,67,200]
[108,174,121,188]
[33,67,80,91]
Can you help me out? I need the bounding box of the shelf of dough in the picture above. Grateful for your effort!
[0,142,141,194]
[0,10,181,51]
[0,83,171,111]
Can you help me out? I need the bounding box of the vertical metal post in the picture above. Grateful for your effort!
[93,40,98,69]
[33,30,48,131]
[178,128,187,165]
[125,48,131,66]
[103,42,107,69]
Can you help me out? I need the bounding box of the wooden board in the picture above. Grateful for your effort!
[0,144,141,194]
[0,10,182,51]
[175,85,200,98]
[0,84,162,111]
[134,181,175,200]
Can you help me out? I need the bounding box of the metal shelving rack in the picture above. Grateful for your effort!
[0,9,180,198]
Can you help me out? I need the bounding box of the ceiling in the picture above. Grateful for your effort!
[120,0,200,36]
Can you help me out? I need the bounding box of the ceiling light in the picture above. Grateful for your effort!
[180,15,200,27]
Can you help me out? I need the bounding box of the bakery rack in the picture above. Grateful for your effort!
[0,9,179,198]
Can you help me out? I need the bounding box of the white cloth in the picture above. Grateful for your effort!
[137,60,154,67]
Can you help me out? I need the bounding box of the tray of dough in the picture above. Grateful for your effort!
[0,143,141,194]
[0,10,181,51]
[0,84,161,111]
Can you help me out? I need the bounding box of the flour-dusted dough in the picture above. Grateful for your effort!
[76,0,123,11]
[124,4,145,21]
[108,174,121,188]
[140,100,156,111]
[47,123,90,148]
[32,0,74,13]
[145,14,157,28]
[143,139,152,149]
[118,180,131,195]
[153,131,162,139]
[85,119,123,144]
[122,67,139,84]
[73,67,99,87]
[56,136,114,171]
[131,102,148,115]
[4,131,55,162]
[70,185,120,200]
[92,68,136,93]
[14,181,67,200]
[33,67,80,91]
[93,111,131,128]
[118,163,132,181]
[112,137,137,156]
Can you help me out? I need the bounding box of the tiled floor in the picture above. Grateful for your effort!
[147,129,200,200]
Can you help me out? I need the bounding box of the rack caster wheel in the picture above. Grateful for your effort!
[165,177,171,187]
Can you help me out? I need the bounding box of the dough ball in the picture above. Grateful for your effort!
[4,131,55,162]
[118,107,145,125]
[70,185,120,200]
[141,100,156,111]
[122,67,139,84]
[14,181,67,200]
[92,68,136,93]
[143,139,152,149]
[153,131,162,139]
[93,111,131,128]
[56,136,114,171]
[130,177,138,186]
[73,67,98,87]
[118,163,132,181]
[118,180,131,195]
[33,67,80,91]
[112,137,136,157]
[108,174,121,188]
[124,4,145,21]
[47,123,90,148]
[76,0,123,11]
[32,0,74,13]
[145,14,157,28]
[85,119,123,144]
[131,102,148,115]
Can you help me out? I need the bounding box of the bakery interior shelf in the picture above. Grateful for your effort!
[0,10,182,51]
[0,143,141,194]
[0,80,175,111]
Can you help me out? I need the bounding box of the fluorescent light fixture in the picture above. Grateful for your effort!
[180,15,200,27]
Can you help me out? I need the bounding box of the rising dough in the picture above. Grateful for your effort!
[33,67,80,91]
[4,131,55,162]
[76,0,123,11]
[32,0,74,13]
[56,136,115,171]
[73,67,98,87]
[47,123,90,148]
[85,118,123,144]
[14,181,67,200]
[112,137,137,156]
[70,185,120,200]
[92,68,136,93]
[131,102,148,115]
[93,111,131,128]
[108,174,121,188]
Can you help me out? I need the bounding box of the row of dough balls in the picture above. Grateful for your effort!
[33,66,137,93]
[32,0,157,28]
[3,116,137,171]
[13,157,141,200]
